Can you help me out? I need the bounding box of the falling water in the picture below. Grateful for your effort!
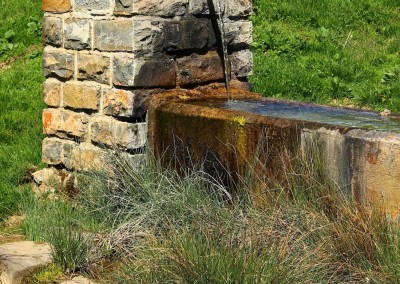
[214,0,231,100]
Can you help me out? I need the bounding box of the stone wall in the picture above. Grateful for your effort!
[41,0,253,173]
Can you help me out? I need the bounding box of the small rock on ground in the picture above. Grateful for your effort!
[61,276,98,284]
[0,241,52,284]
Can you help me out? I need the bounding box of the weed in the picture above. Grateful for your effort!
[23,197,90,273]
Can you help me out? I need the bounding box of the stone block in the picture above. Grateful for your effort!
[177,51,224,86]
[43,108,89,139]
[63,82,100,110]
[163,17,216,52]
[67,143,108,172]
[90,117,147,150]
[77,53,110,84]
[229,49,253,78]
[0,242,52,284]
[114,0,133,15]
[42,0,71,13]
[189,0,252,16]
[94,19,133,51]
[133,0,187,16]
[43,79,62,107]
[43,50,74,80]
[225,20,252,49]
[64,18,91,50]
[42,137,76,165]
[75,0,112,13]
[114,0,187,16]
[103,89,134,118]
[188,0,210,14]
[227,0,252,17]
[103,88,161,118]
[42,17,62,47]
[32,168,62,187]
[113,54,176,87]
[113,54,135,86]
[133,57,176,87]
[133,19,164,54]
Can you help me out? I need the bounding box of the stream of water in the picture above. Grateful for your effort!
[214,0,231,100]
[190,99,400,132]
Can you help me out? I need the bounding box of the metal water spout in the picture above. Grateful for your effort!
[213,0,231,100]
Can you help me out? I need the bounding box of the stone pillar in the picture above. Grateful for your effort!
[40,0,253,173]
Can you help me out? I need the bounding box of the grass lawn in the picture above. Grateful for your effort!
[0,0,42,62]
[0,0,43,220]
[0,53,44,219]
[250,0,400,111]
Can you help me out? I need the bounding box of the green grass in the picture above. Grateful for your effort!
[0,0,44,220]
[0,0,42,62]
[250,0,400,111]
[0,54,44,219]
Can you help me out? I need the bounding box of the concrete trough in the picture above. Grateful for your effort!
[148,86,400,215]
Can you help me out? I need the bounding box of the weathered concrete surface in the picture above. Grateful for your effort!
[0,241,52,284]
[148,88,400,215]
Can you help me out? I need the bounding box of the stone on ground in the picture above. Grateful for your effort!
[61,276,97,284]
[0,241,52,284]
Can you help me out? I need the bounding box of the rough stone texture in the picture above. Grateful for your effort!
[0,241,52,284]
[42,17,62,47]
[90,117,147,150]
[42,137,76,165]
[189,0,251,16]
[32,168,62,186]
[103,88,161,118]
[188,0,211,14]
[133,0,188,16]
[230,49,253,78]
[77,53,110,84]
[225,20,252,49]
[67,143,108,172]
[43,50,74,80]
[61,276,98,284]
[41,0,253,174]
[133,57,176,87]
[113,55,176,87]
[43,79,62,107]
[115,0,187,16]
[114,0,134,15]
[164,17,216,52]
[112,54,135,86]
[31,167,70,196]
[63,82,100,110]
[64,18,91,50]
[94,20,133,51]
[133,19,164,54]
[42,0,71,13]
[75,0,112,13]
[227,0,252,17]
[177,51,224,86]
[43,108,89,139]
